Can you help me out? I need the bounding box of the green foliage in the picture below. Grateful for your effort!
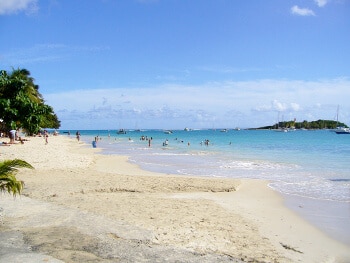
[0,159,34,196]
[0,68,60,134]
[39,106,61,129]
[258,119,348,130]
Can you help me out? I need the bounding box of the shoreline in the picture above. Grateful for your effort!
[1,135,349,262]
[282,193,350,246]
[90,132,350,247]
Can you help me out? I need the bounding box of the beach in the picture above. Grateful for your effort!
[1,135,349,263]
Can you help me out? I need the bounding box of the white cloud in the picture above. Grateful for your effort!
[314,0,328,7]
[2,43,109,65]
[43,78,350,130]
[254,100,301,113]
[272,100,288,112]
[291,5,315,16]
[290,103,301,111]
[0,0,38,15]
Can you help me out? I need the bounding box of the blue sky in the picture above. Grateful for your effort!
[1,0,349,130]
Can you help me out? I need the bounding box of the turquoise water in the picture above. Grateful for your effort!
[65,129,350,244]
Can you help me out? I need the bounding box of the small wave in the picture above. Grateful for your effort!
[269,180,350,202]
[131,159,173,168]
[189,151,217,156]
[329,178,350,182]
[151,152,190,156]
[219,160,298,171]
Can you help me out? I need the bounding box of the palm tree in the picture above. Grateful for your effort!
[0,159,33,196]
[11,68,43,103]
[0,68,54,135]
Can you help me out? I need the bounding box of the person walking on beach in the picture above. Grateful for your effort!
[76,131,80,142]
[9,129,17,144]
[44,130,49,145]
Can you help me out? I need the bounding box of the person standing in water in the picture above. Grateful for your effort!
[76,131,80,142]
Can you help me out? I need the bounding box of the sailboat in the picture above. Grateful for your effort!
[335,128,350,134]
[330,105,341,132]
[332,105,350,134]
[274,112,288,132]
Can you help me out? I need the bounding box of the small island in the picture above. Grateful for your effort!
[256,119,349,130]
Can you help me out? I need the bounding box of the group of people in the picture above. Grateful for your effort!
[0,129,60,145]
[1,129,26,144]
[201,139,210,146]
[138,136,193,148]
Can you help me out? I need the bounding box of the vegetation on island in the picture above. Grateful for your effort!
[0,159,33,196]
[257,119,349,130]
[0,68,60,135]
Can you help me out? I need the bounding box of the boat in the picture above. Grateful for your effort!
[274,112,288,132]
[117,129,127,134]
[333,126,349,132]
[220,129,228,132]
[164,130,173,134]
[331,106,350,133]
[335,127,350,134]
[336,130,350,134]
[275,128,288,132]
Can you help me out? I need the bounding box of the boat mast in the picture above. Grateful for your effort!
[336,105,339,127]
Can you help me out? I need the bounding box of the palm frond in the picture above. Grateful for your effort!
[0,174,24,195]
[0,159,33,196]
[0,159,34,175]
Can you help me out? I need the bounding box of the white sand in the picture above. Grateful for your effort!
[0,135,349,262]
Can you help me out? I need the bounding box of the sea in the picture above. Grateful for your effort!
[64,129,350,245]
